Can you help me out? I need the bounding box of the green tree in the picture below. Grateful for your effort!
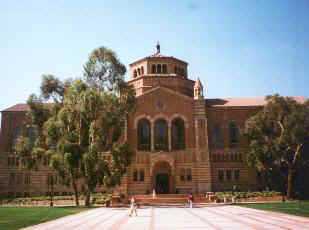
[245,94,309,199]
[15,85,62,206]
[16,46,136,206]
[40,74,65,103]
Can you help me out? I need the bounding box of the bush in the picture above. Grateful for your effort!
[215,191,281,200]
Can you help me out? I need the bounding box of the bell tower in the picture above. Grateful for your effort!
[128,43,195,97]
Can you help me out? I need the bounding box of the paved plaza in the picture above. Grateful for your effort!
[23,205,309,230]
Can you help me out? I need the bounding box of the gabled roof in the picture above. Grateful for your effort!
[137,86,193,100]
[2,103,29,112]
[206,96,307,107]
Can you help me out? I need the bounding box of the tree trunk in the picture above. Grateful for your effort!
[72,176,80,206]
[50,182,54,207]
[84,190,90,206]
[287,166,293,199]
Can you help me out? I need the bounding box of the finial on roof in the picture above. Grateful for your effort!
[194,77,204,100]
[156,41,160,54]
[194,77,203,89]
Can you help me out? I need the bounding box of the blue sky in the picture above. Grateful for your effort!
[1,0,309,112]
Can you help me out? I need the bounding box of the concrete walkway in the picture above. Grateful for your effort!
[23,205,309,230]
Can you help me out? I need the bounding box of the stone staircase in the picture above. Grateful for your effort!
[115,194,214,206]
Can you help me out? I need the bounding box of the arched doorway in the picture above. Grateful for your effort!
[152,161,173,194]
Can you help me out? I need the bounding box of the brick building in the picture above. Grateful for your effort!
[1,44,306,197]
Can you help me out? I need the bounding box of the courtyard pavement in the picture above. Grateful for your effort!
[23,204,309,230]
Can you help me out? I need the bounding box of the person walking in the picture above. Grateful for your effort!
[152,189,156,200]
[232,185,237,204]
[188,193,193,208]
[129,196,137,217]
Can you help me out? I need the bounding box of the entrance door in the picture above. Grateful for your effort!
[156,173,169,194]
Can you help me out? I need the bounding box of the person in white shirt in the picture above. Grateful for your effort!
[129,196,137,217]
[152,189,156,199]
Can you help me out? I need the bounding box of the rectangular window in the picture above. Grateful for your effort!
[162,64,167,73]
[139,169,145,182]
[186,168,192,181]
[24,173,31,185]
[218,170,224,182]
[133,170,138,182]
[180,168,185,181]
[226,170,232,181]
[16,173,23,185]
[234,170,240,181]
[152,65,156,74]
[157,64,162,73]
[9,173,15,185]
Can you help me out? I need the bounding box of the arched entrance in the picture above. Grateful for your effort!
[152,161,173,194]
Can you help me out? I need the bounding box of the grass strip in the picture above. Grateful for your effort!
[0,206,92,230]
[238,201,309,217]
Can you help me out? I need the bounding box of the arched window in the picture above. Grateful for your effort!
[179,68,183,76]
[229,121,239,148]
[152,64,156,73]
[226,170,232,181]
[137,119,151,151]
[218,170,224,182]
[162,64,167,73]
[154,119,168,151]
[234,169,240,181]
[171,118,185,150]
[157,64,162,73]
[141,66,144,75]
[133,69,137,78]
[212,123,224,149]
[137,68,141,75]
[174,66,178,74]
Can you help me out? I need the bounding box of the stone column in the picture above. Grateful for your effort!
[151,122,155,151]
[168,123,172,151]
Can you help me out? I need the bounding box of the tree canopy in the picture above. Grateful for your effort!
[15,46,136,206]
[245,94,309,198]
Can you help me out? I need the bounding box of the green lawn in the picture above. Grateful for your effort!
[0,206,92,230]
[239,201,309,217]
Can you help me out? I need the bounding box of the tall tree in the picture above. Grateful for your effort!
[16,46,136,206]
[84,46,126,91]
[245,94,309,199]
[40,74,65,103]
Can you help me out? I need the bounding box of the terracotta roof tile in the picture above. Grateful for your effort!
[2,96,307,112]
[206,96,307,107]
[2,104,30,112]
[130,54,188,66]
